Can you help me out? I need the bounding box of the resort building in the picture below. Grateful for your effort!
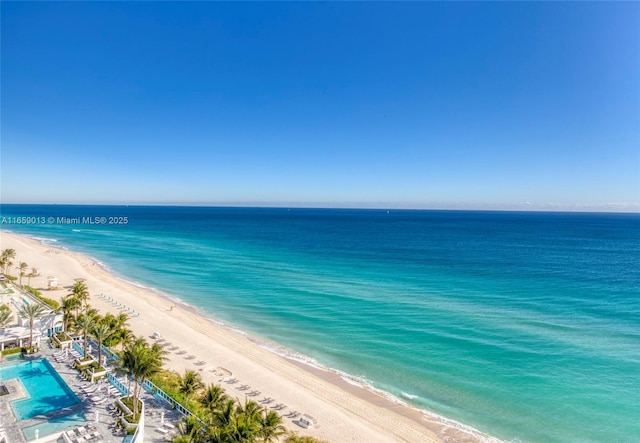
[0,282,63,352]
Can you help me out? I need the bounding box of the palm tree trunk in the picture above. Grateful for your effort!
[133,377,140,416]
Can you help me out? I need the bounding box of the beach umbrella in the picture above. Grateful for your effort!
[160,411,165,425]
[95,410,99,423]
[35,429,39,440]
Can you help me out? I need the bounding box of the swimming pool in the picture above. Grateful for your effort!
[0,358,80,420]
[21,412,87,441]
[3,353,24,362]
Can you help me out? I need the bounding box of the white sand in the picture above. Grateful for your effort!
[0,231,497,443]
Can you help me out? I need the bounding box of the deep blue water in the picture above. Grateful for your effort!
[1,205,639,443]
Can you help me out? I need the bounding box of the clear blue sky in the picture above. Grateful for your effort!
[2,2,639,211]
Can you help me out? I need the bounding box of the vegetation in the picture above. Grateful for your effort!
[0,307,14,334]
[100,312,132,349]
[55,331,73,342]
[119,396,143,424]
[152,370,288,443]
[68,281,90,317]
[27,267,38,286]
[179,370,204,411]
[17,261,29,285]
[117,337,167,416]
[75,314,95,358]
[91,321,114,366]
[1,347,22,357]
[0,248,16,275]
[24,286,60,310]
[18,303,46,349]
[284,435,329,443]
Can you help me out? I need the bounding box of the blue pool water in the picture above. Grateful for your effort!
[0,358,80,420]
[21,412,87,441]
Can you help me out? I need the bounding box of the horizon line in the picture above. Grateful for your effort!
[1,201,639,214]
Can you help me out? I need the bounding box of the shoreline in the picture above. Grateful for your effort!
[1,230,500,443]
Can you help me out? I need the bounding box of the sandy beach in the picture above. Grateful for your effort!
[0,231,496,443]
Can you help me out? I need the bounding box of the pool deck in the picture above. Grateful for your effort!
[0,345,182,443]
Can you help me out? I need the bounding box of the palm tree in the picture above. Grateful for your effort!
[258,409,287,443]
[179,369,203,410]
[68,281,90,314]
[60,296,80,332]
[1,249,16,275]
[91,322,114,368]
[119,338,167,416]
[17,261,28,285]
[230,398,262,442]
[109,326,134,350]
[102,312,131,348]
[27,267,38,286]
[0,308,14,335]
[18,303,46,349]
[213,398,237,430]
[75,314,95,358]
[200,383,228,412]
[174,416,203,443]
[113,349,134,396]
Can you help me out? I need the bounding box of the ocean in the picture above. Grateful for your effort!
[1,205,638,443]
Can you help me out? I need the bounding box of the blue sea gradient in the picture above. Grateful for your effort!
[1,205,639,443]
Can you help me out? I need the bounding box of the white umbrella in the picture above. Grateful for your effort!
[160,411,165,425]
[95,410,99,423]
[35,429,39,440]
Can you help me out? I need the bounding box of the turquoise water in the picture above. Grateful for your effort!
[1,205,639,443]
[0,358,80,420]
[22,412,87,441]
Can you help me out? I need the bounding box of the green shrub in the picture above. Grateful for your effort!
[119,397,142,424]
[2,347,22,357]
[55,331,73,342]
[149,370,205,415]
[24,286,60,310]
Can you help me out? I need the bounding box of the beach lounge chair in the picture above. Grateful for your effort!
[299,414,316,428]
[156,428,169,434]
